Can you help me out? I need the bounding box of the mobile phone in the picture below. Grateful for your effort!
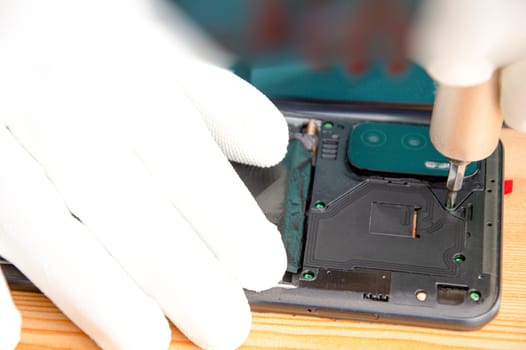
[237,101,502,330]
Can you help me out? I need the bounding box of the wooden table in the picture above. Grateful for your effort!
[11,129,526,349]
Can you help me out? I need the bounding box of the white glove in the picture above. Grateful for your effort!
[0,1,288,349]
[0,270,20,350]
[411,0,526,131]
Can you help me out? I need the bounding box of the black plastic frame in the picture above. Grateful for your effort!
[246,101,502,330]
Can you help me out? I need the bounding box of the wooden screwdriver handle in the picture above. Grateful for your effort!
[430,72,503,162]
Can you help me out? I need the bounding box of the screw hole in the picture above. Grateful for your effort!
[487,222,493,227]
[322,122,334,130]
[302,271,316,280]
[313,201,326,209]
[454,254,466,263]
[469,290,481,302]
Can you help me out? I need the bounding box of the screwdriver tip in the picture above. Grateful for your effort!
[446,190,457,210]
[445,160,467,210]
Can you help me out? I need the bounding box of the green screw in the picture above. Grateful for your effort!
[454,254,466,263]
[322,122,334,129]
[469,291,481,302]
[314,201,326,209]
[302,271,315,280]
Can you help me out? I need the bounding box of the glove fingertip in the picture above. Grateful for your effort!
[236,222,288,293]
[0,311,21,350]
[178,62,290,168]
[501,60,526,132]
[0,272,21,350]
[221,104,289,168]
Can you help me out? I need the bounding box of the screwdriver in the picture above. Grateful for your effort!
[430,73,502,209]
[445,160,468,209]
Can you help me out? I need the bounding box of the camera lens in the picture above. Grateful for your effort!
[401,133,427,150]
[361,129,387,147]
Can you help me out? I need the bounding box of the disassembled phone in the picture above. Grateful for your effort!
[235,101,502,330]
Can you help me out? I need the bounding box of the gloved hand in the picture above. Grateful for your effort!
[411,0,526,131]
[409,0,526,169]
[0,1,288,349]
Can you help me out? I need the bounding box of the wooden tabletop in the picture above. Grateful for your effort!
[11,128,526,349]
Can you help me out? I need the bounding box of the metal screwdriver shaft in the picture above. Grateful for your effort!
[446,160,468,209]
